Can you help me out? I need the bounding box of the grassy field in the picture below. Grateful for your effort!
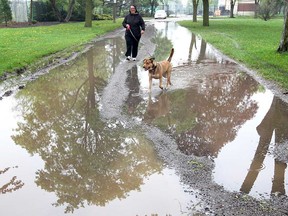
[0,20,122,76]
[178,17,288,91]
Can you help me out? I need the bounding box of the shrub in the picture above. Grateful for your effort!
[0,0,12,26]
[94,14,113,20]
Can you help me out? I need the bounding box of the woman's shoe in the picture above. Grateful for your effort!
[126,56,131,61]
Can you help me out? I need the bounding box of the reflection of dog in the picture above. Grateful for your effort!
[144,92,170,123]
[143,48,174,91]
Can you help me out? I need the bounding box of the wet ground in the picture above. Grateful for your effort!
[1,19,288,215]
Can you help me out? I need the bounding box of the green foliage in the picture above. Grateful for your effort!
[33,1,58,22]
[0,0,12,25]
[94,14,113,20]
[32,0,101,22]
[72,0,86,21]
[178,17,288,90]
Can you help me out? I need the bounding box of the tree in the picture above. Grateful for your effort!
[29,0,33,23]
[230,0,236,18]
[202,0,209,26]
[148,0,158,16]
[84,0,93,27]
[49,0,76,22]
[49,0,64,21]
[0,167,24,194]
[192,0,200,22]
[258,0,282,21]
[277,1,288,52]
[65,0,76,22]
[0,0,12,26]
[254,0,260,18]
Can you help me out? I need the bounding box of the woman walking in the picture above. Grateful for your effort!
[122,5,145,61]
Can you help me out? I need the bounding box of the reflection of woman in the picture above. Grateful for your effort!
[122,5,145,61]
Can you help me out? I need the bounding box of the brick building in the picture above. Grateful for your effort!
[219,0,256,16]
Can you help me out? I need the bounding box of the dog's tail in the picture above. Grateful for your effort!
[167,48,174,62]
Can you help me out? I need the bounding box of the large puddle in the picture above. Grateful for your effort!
[0,20,287,215]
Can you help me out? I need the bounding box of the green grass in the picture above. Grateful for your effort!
[178,17,288,90]
[0,20,122,76]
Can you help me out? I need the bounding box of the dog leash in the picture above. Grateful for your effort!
[128,28,139,42]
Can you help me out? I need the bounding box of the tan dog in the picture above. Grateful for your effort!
[143,48,174,91]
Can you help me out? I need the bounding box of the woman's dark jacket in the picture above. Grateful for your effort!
[122,13,145,39]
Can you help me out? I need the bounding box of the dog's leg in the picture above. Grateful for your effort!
[159,77,163,90]
[166,78,169,89]
[168,73,172,86]
[149,75,152,92]
[166,70,172,89]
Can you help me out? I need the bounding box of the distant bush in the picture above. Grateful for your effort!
[258,0,282,21]
[33,1,58,21]
[0,0,12,26]
[32,0,86,22]
[94,14,113,20]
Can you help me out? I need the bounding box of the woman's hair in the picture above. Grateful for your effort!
[130,5,138,13]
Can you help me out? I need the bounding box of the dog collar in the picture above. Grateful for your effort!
[150,64,157,74]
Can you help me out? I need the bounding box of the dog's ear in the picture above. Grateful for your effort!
[149,57,155,61]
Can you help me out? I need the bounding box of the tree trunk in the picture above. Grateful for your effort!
[151,5,154,17]
[230,0,235,18]
[150,0,157,16]
[84,0,93,27]
[254,0,260,18]
[64,0,76,22]
[29,0,33,23]
[203,0,209,26]
[49,0,64,22]
[192,0,199,22]
[277,6,288,52]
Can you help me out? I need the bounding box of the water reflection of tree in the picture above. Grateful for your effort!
[187,32,216,65]
[0,167,24,194]
[195,38,207,64]
[240,96,288,196]
[123,63,260,158]
[151,22,174,61]
[137,70,259,158]
[12,39,162,213]
[177,72,259,157]
[188,33,197,65]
